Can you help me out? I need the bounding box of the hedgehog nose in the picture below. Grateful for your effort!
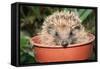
[61,41,68,48]
[62,43,68,48]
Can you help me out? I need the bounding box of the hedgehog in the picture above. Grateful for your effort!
[39,11,89,47]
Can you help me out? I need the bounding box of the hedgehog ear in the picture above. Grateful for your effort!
[74,25,81,30]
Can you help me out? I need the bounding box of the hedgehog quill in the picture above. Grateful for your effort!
[39,11,89,47]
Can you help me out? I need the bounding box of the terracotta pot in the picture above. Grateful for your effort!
[30,33,95,63]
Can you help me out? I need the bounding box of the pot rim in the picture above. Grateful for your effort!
[30,33,95,48]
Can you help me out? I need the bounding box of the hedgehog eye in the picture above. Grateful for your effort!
[55,31,59,36]
[48,24,54,29]
[70,31,73,36]
[72,26,81,34]
[48,26,53,29]
[74,26,81,30]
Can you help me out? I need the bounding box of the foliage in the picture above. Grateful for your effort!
[20,32,36,64]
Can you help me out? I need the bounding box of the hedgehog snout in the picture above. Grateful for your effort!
[60,33,74,47]
[61,40,68,48]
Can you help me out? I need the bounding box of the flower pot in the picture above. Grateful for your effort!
[30,33,95,63]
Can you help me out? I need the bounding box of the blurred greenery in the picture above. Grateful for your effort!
[20,32,36,64]
[20,5,96,64]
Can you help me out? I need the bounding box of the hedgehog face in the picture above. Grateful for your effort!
[47,22,83,47]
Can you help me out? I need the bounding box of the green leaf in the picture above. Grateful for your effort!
[20,35,28,47]
[80,9,92,22]
[20,53,36,64]
[21,47,35,57]
[78,9,85,17]
[64,8,69,12]
[31,6,41,18]
[74,9,79,16]
[20,32,30,47]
